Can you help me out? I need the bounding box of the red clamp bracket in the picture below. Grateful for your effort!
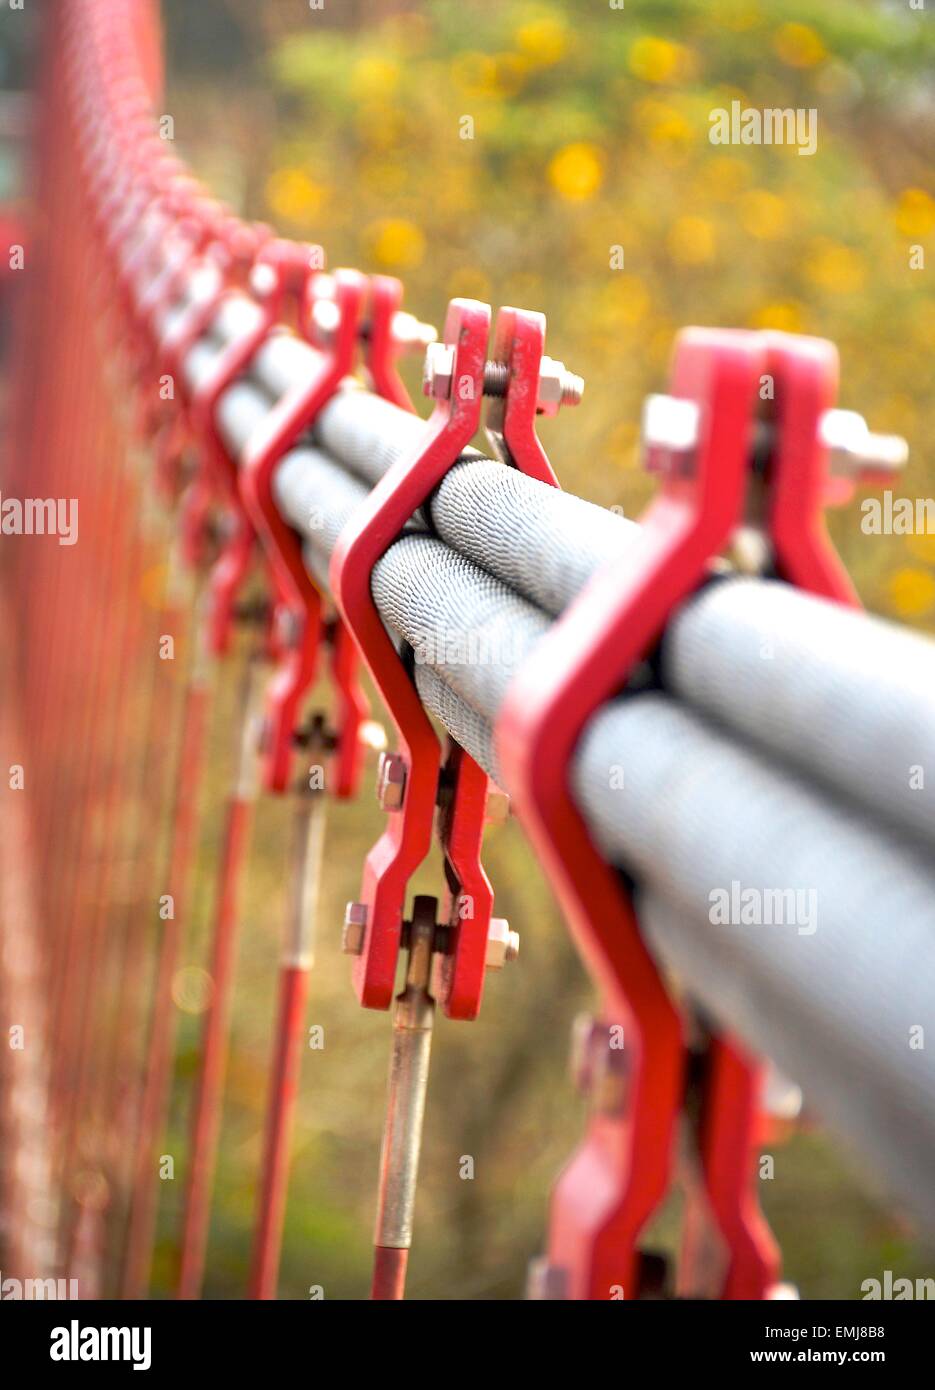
[238,266,369,795]
[163,236,305,643]
[362,274,436,411]
[496,327,877,1300]
[330,300,561,1018]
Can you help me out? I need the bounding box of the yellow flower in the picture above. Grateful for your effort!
[773,22,826,69]
[514,16,568,67]
[894,188,935,239]
[628,36,690,84]
[739,190,789,240]
[648,108,695,152]
[750,302,805,333]
[806,241,866,293]
[888,567,935,618]
[350,56,400,101]
[548,142,604,201]
[667,215,717,265]
[366,217,426,270]
[265,168,324,224]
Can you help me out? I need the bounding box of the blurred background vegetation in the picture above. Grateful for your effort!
[80,0,935,1297]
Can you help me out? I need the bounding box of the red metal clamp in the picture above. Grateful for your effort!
[237,265,369,795]
[330,299,561,1018]
[164,235,304,650]
[362,274,436,411]
[496,327,871,1300]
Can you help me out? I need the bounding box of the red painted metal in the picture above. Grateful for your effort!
[371,1246,408,1301]
[177,268,426,1299]
[176,751,255,1300]
[239,266,367,794]
[331,300,560,1020]
[496,330,762,1298]
[496,329,861,1299]
[234,269,418,1300]
[247,963,311,1300]
[121,659,212,1300]
[364,274,418,410]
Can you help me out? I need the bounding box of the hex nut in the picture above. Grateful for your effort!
[342,901,367,955]
[485,917,520,970]
[377,752,407,811]
[422,341,455,400]
[536,356,565,410]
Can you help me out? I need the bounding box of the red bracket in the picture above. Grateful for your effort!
[495,327,859,1300]
[362,274,435,412]
[176,237,312,650]
[238,266,369,795]
[330,300,560,1019]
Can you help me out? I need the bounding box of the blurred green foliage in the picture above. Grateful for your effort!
[156,0,935,1299]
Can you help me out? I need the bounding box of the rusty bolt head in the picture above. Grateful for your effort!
[342,901,367,955]
[485,917,520,970]
[377,751,407,811]
[422,341,455,400]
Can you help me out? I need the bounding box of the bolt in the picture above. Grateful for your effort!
[485,917,520,971]
[422,345,583,411]
[390,310,437,353]
[275,606,303,650]
[820,408,908,481]
[342,901,367,955]
[761,1063,803,1121]
[422,341,455,400]
[640,393,701,471]
[535,355,584,412]
[312,296,341,345]
[249,261,278,300]
[569,1012,598,1093]
[359,720,388,752]
[377,751,407,811]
